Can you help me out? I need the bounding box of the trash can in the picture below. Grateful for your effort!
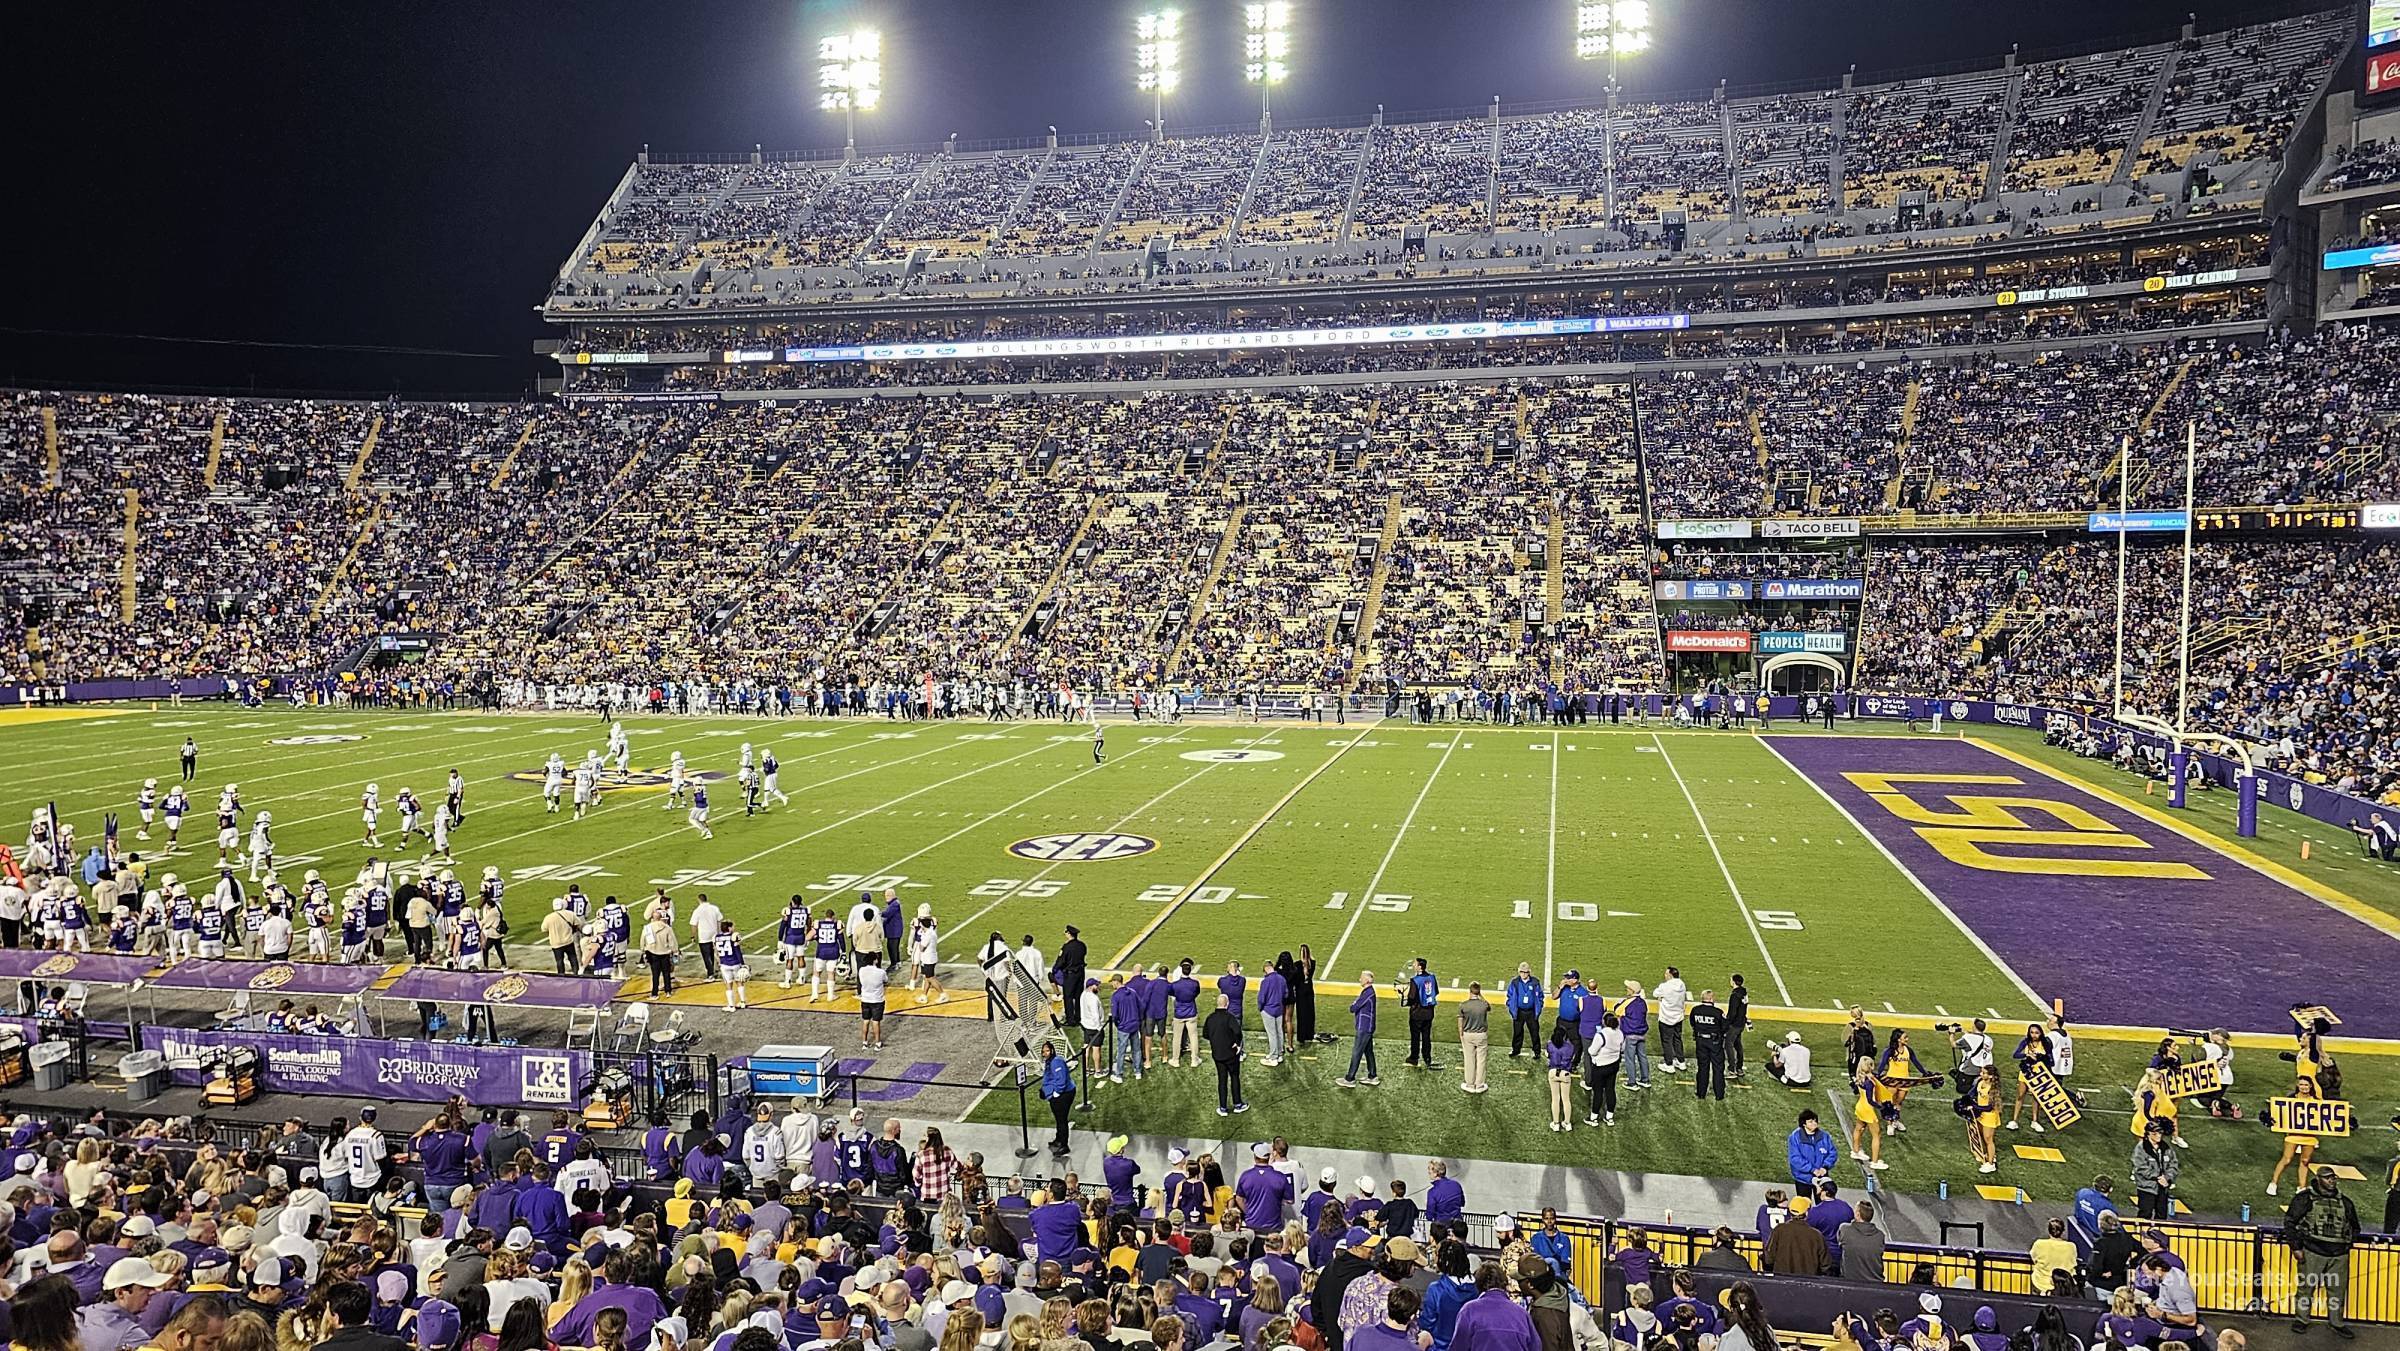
[118,1050,167,1104]
[29,1041,71,1092]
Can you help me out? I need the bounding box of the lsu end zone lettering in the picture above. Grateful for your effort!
[2267,1096,2354,1137]
[2020,1062,2082,1130]
[505,766,728,795]
[1838,771,2208,879]
[1007,832,1159,863]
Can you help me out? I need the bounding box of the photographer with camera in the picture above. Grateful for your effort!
[1947,1018,1996,1074]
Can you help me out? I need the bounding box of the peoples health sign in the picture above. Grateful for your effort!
[1758,631,1850,654]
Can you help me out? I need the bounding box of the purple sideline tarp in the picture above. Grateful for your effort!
[0,951,156,986]
[378,966,625,1009]
[0,677,233,707]
[140,1025,589,1109]
[143,959,386,998]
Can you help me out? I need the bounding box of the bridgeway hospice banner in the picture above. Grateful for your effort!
[141,1027,589,1109]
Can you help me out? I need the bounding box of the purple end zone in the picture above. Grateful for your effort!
[1765,736,2400,1037]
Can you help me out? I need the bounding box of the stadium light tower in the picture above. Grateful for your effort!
[1243,1,1291,131]
[1137,9,1182,143]
[1576,2,1650,218]
[818,28,882,157]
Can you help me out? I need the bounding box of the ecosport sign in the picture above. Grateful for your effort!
[1656,519,1753,540]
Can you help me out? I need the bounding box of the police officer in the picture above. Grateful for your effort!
[1690,989,1728,1101]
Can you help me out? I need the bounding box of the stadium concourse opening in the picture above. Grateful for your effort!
[13,0,2400,1346]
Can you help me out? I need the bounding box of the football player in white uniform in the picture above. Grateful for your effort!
[760,749,788,807]
[360,783,382,847]
[246,810,275,881]
[571,762,596,820]
[608,721,631,776]
[137,779,159,841]
[428,804,454,862]
[665,751,688,809]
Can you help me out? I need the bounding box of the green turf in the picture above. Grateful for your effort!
[10,704,2399,1217]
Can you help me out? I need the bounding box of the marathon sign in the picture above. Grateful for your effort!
[1664,630,1754,654]
[1760,518,1862,539]
[1656,519,1754,540]
[1654,579,1751,601]
[143,1027,591,1109]
[1757,631,1849,654]
[1759,578,1864,600]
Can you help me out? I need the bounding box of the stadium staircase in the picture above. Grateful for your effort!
[1223,136,1273,246]
[117,489,139,623]
[1747,409,1771,512]
[202,408,226,491]
[1163,505,1247,679]
[856,500,962,639]
[2127,355,2196,496]
[2279,622,2400,675]
[309,495,388,623]
[1983,62,2026,205]
[1545,502,1566,684]
[1088,142,1152,255]
[1333,124,1374,243]
[41,406,59,489]
[488,416,539,489]
[1825,96,1847,213]
[981,145,1057,255]
[1014,494,1108,638]
[343,414,382,492]
[2115,42,2185,186]
[851,158,939,267]
[1346,491,1407,684]
[1722,100,1746,223]
[2190,614,2273,658]
[1881,378,1924,508]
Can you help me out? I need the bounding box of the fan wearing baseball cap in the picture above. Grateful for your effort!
[1236,1142,1295,1233]
[76,1258,173,1351]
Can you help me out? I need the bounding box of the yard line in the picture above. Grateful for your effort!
[557,736,1067,885]
[1107,732,1373,969]
[1324,731,1464,975]
[1543,735,1561,987]
[1647,732,1794,1006]
[738,726,1202,942]
[1752,734,2047,1017]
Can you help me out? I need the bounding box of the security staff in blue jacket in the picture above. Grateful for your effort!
[1506,963,1545,1057]
[1554,971,1588,1055]
[1405,958,1441,1069]
[1039,1042,1076,1157]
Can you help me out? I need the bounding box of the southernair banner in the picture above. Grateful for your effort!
[141,1027,589,1109]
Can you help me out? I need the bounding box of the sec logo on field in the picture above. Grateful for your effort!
[1007,832,1160,863]
[268,734,367,745]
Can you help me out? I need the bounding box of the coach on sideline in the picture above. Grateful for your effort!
[1506,964,1543,1058]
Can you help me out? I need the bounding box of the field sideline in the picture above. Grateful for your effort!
[5,703,2395,1043]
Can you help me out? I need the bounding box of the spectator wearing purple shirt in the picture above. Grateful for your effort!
[549,1251,670,1347]
[1141,966,1171,1061]
[1449,1265,1535,1351]
[1258,963,1290,1064]
[1348,1286,1426,1351]
[1339,971,1380,1087]
[1103,1138,1142,1213]
[1806,1184,1854,1272]
[1303,1169,1343,1231]
[1110,976,1147,1082]
[1237,1143,1296,1232]
[1617,984,1653,1089]
[1218,963,1247,1033]
[1029,1189,1083,1259]
[1425,1162,1465,1227]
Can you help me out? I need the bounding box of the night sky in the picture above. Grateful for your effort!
[4,0,2334,397]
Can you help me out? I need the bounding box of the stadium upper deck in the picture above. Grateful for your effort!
[544,8,2346,321]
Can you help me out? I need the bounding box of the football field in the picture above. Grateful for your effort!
[7,703,2397,1037]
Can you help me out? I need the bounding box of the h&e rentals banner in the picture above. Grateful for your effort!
[143,1027,589,1109]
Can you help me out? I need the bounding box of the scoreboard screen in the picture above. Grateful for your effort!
[2372,0,2400,48]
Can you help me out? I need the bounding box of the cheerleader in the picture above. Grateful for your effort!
[2267,1075,2326,1197]
[2132,1066,2186,1149]
[1968,1062,2001,1174]
[2005,1021,2055,1134]
[1848,1060,1891,1171]
[1877,1028,1932,1133]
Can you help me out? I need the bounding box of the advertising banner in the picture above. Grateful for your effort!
[2087,511,2189,533]
[1760,518,1861,539]
[757,312,1690,366]
[1759,579,1864,600]
[1656,519,1753,540]
[142,1027,590,1109]
[1654,580,1752,601]
[1757,631,1849,654]
[1664,631,1754,653]
[2365,504,2400,529]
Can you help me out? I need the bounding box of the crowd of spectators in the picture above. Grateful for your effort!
[2312,138,2400,196]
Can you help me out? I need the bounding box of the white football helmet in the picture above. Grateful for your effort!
[256,810,271,824]
[483,866,500,881]
[143,778,158,790]
[367,783,379,795]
